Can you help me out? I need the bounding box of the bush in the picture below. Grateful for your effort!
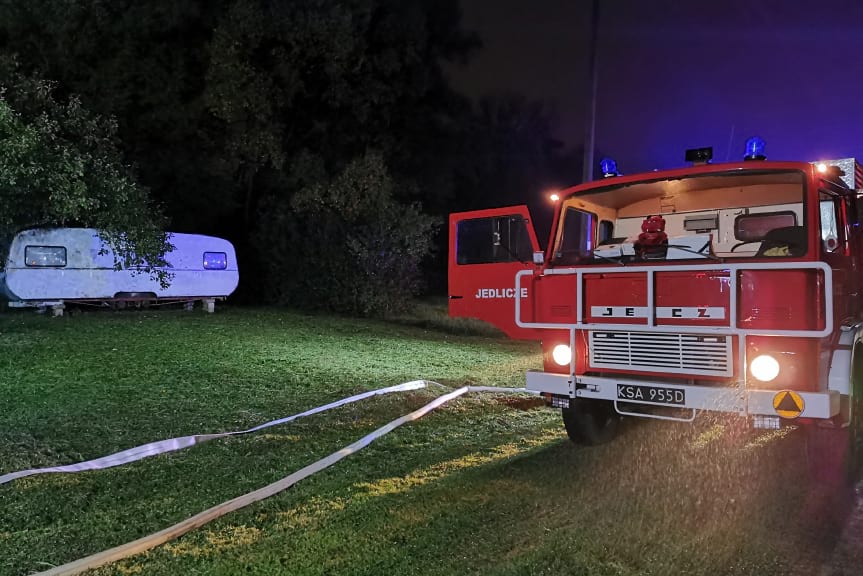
[255,153,439,316]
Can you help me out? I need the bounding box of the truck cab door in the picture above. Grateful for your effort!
[448,206,542,340]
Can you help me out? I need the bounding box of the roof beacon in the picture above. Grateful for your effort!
[600,157,619,178]
[743,136,767,161]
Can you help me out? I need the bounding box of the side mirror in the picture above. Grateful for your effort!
[533,251,545,265]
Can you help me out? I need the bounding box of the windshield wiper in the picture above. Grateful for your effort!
[592,252,626,266]
[495,241,530,265]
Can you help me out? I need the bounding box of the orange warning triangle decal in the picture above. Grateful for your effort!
[773,390,804,418]
[776,392,801,413]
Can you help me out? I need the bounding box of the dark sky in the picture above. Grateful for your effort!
[447,0,863,177]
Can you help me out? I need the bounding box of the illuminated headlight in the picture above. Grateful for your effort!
[750,355,780,382]
[552,344,572,366]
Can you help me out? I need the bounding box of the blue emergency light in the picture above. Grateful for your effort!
[600,157,619,177]
[743,136,766,161]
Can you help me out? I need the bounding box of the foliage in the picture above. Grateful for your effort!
[203,0,479,233]
[0,59,171,281]
[0,0,581,300]
[457,95,569,209]
[0,0,477,221]
[256,153,438,316]
[0,307,846,576]
[203,0,287,232]
[0,0,229,233]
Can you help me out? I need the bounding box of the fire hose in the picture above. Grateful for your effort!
[1,380,432,486]
[1,381,538,576]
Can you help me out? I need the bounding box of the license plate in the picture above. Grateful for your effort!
[616,384,685,406]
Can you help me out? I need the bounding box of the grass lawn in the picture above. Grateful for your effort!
[0,304,853,576]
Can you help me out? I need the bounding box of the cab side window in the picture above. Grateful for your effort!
[456,215,533,264]
[598,220,614,245]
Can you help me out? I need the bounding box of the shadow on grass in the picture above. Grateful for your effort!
[106,414,849,576]
[386,299,510,339]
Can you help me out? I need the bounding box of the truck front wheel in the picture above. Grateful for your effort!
[805,345,863,488]
[852,348,863,476]
[562,399,621,445]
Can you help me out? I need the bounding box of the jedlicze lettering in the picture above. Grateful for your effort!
[475,288,529,299]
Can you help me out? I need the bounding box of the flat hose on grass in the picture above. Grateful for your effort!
[1,380,432,485]
[22,384,536,576]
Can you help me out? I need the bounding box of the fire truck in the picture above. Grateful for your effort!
[449,138,863,470]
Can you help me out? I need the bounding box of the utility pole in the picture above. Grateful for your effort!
[581,0,600,183]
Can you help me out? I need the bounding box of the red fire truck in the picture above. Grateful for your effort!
[449,138,863,469]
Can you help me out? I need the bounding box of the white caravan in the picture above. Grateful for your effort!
[0,228,239,315]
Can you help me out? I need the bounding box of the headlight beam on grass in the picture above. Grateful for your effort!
[34,386,534,576]
[1,380,431,485]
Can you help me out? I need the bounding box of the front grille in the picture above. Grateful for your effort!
[589,331,732,377]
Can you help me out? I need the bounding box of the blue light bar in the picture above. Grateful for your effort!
[600,157,618,177]
[743,136,766,161]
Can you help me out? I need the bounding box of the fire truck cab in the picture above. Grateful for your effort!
[449,140,863,470]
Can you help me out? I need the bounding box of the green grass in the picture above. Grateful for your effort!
[0,305,851,576]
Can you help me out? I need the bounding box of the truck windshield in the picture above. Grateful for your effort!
[552,170,807,265]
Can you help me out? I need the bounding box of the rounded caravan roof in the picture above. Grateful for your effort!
[6,228,238,272]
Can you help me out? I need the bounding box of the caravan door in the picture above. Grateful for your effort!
[448,206,542,340]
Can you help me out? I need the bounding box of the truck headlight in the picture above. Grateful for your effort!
[552,344,572,366]
[750,354,780,382]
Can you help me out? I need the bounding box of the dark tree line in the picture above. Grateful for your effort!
[0,0,581,314]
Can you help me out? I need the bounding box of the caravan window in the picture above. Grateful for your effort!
[203,252,228,270]
[25,246,67,267]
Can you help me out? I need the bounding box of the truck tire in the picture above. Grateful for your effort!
[805,345,863,488]
[805,424,852,486]
[562,399,621,445]
[804,422,856,531]
[851,347,863,478]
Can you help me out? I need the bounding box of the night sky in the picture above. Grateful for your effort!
[448,0,863,182]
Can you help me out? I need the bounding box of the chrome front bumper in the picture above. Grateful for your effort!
[526,370,840,419]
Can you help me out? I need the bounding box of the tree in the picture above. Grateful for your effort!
[413,94,582,293]
[0,60,170,280]
[0,0,229,233]
[203,0,287,235]
[204,0,479,219]
[203,0,476,302]
[0,0,483,303]
[254,152,438,316]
